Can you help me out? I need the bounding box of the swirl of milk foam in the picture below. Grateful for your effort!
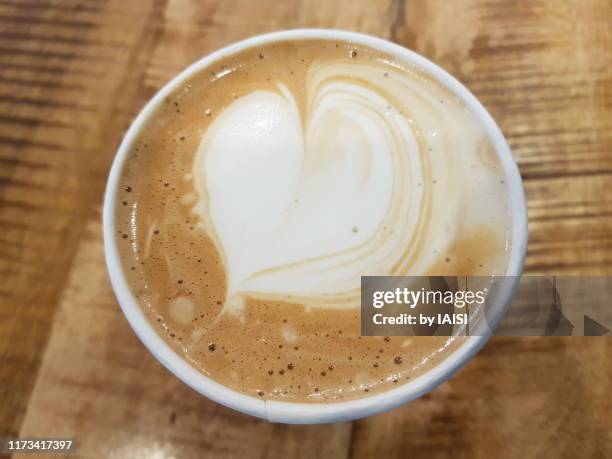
[193,60,489,310]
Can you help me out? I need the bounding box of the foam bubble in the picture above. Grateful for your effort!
[169,296,195,324]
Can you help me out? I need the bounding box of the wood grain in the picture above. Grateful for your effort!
[0,0,610,457]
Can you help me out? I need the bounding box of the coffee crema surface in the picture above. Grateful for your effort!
[115,39,511,402]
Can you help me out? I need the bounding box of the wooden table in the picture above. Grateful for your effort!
[1,1,610,457]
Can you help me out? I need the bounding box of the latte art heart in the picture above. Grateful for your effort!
[192,61,493,309]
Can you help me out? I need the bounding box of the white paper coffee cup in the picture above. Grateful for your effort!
[103,29,528,424]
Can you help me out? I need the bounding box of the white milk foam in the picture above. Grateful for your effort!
[192,60,508,309]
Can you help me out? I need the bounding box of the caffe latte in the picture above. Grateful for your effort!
[115,39,511,402]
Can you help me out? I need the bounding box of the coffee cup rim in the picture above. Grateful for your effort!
[103,28,528,424]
